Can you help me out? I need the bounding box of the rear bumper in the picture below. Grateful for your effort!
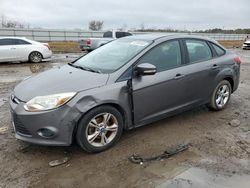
[42,50,53,59]
[80,45,91,51]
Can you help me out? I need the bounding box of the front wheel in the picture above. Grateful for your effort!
[208,80,232,111]
[76,106,123,153]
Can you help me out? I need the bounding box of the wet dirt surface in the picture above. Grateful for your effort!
[0,49,249,188]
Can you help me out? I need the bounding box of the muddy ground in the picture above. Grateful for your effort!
[0,49,249,188]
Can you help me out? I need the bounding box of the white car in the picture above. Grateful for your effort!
[242,40,250,50]
[0,37,52,63]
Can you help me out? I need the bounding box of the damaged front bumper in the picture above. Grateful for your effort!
[9,95,81,146]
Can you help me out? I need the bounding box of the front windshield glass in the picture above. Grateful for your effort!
[73,38,152,73]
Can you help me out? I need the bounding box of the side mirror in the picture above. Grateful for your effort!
[135,63,157,76]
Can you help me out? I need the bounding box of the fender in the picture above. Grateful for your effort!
[214,66,238,92]
[72,82,133,130]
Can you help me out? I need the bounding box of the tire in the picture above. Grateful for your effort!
[29,51,43,63]
[208,80,232,111]
[76,105,123,153]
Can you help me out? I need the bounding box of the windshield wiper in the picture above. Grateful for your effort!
[68,63,101,73]
[81,66,101,73]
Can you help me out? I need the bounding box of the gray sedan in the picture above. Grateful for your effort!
[9,34,241,152]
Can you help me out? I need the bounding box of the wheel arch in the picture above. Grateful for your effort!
[223,76,234,92]
[72,102,129,144]
[215,68,235,93]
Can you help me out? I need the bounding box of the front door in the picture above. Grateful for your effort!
[132,40,189,125]
[0,38,16,62]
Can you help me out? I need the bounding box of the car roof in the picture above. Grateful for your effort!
[0,36,28,40]
[125,33,172,40]
[0,37,41,44]
[125,33,217,43]
[0,36,26,39]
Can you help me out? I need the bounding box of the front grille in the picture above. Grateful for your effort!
[12,113,31,136]
[244,43,250,47]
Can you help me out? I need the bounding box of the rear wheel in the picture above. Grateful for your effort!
[76,106,123,153]
[29,51,42,63]
[208,80,232,111]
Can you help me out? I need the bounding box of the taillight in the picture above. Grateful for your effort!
[86,39,91,45]
[234,56,242,65]
[43,44,51,50]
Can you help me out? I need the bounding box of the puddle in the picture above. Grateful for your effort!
[0,53,82,83]
[157,167,250,188]
[145,150,250,188]
[0,63,63,83]
[146,151,201,179]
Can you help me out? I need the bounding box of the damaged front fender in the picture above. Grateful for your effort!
[68,80,133,135]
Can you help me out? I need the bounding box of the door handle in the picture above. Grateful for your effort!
[211,64,219,70]
[174,73,185,80]
[10,47,16,50]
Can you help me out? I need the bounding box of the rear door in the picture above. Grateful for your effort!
[0,38,16,62]
[180,39,220,103]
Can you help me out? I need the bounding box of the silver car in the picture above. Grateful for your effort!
[9,34,241,152]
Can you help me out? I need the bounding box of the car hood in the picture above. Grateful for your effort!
[14,64,109,102]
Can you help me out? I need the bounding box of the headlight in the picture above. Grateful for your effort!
[24,92,76,112]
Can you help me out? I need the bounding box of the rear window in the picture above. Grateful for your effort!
[185,40,212,64]
[116,32,124,38]
[14,39,31,45]
[124,32,132,37]
[116,32,132,38]
[211,43,225,56]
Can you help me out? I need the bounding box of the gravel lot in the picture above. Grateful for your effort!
[0,49,250,188]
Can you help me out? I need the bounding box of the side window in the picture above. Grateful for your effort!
[118,66,132,81]
[185,40,212,63]
[211,43,225,56]
[0,39,15,46]
[116,32,124,38]
[103,31,112,38]
[14,39,31,45]
[138,40,182,72]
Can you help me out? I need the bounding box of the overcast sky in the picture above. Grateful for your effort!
[0,0,249,30]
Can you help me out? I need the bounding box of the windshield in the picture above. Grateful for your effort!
[73,38,152,73]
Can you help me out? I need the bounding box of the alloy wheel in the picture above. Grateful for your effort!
[85,113,118,147]
[215,84,230,108]
[30,52,42,63]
